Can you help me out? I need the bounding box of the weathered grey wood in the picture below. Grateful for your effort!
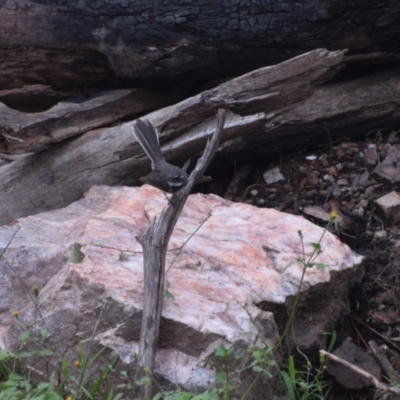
[218,69,400,161]
[0,88,171,154]
[136,109,226,399]
[0,49,345,226]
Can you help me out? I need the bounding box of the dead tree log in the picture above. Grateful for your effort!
[0,49,345,225]
[1,0,400,109]
[0,88,171,154]
[226,68,400,161]
[2,51,400,226]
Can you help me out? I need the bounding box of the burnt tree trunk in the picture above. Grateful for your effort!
[0,0,399,110]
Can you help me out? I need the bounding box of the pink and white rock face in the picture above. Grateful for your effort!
[0,185,363,390]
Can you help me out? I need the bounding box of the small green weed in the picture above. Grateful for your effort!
[280,330,337,400]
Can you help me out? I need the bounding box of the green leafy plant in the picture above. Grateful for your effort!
[276,214,339,400]
[280,330,337,400]
[275,213,337,353]
[0,288,122,400]
[0,373,62,400]
[375,130,383,145]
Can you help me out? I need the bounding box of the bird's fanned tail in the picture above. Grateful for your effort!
[132,119,164,164]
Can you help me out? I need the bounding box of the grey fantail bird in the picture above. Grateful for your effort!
[132,119,189,193]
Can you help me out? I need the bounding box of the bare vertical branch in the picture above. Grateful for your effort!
[136,109,227,398]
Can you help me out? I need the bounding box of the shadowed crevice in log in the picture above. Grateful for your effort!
[0,46,115,111]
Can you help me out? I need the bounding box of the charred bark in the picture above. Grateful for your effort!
[1,0,400,109]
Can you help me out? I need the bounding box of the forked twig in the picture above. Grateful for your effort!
[136,109,227,399]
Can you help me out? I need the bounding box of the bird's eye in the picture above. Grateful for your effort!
[171,175,182,182]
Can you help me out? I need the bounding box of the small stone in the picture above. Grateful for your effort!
[359,199,369,208]
[335,147,346,157]
[321,158,330,167]
[387,131,400,144]
[340,142,357,149]
[351,171,369,187]
[303,206,332,223]
[282,185,293,192]
[305,155,317,161]
[323,174,335,183]
[385,145,400,164]
[303,206,343,225]
[346,147,358,156]
[372,162,400,184]
[382,143,391,156]
[374,191,400,221]
[327,341,381,389]
[363,145,378,167]
[319,189,330,197]
[328,166,337,176]
[307,172,320,185]
[332,186,342,197]
[305,189,318,198]
[353,205,365,216]
[345,162,356,171]
[337,178,349,186]
[374,230,387,239]
[363,185,375,199]
[372,309,399,325]
[263,167,285,184]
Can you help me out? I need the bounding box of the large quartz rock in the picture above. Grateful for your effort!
[0,185,363,392]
